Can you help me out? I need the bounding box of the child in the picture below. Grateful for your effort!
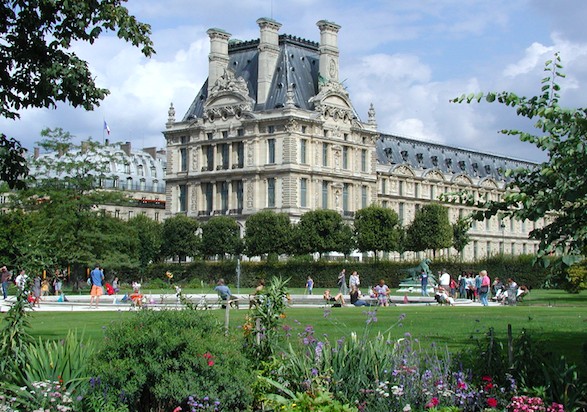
[305,276,314,295]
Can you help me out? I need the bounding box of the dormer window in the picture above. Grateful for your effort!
[401,150,409,162]
[416,153,423,164]
[484,165,491,174]
[431,156,438,167]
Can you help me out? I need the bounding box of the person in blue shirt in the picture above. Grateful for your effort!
[214,278,238,308]
[89,264,104,308]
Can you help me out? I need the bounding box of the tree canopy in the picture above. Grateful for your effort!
[406,203,453,258]
[244,210,291,258]
[0,0,154,189]
[354,205,401,257]
[451,54,587,260]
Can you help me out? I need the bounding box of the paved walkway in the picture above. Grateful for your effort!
[1,292,499,312]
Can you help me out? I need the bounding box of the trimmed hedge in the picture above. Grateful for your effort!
[140,254,548,290]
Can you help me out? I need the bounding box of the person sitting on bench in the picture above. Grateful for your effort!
[214,278,238,308]
[323,289,345,306]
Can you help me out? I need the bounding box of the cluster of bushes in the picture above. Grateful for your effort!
[141,254,548,290]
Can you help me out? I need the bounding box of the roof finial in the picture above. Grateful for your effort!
[368,103,376,126]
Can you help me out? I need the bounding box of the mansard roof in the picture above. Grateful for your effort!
[183,34,320,121]
[376,133,535,182]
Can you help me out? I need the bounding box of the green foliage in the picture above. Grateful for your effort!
[0,135,28,189]
[160,214,201,260]
[127,214,162,270]
[201,216,242,258]
[564,262,587,293]
[0,288,33,374]
[451,54,587,259]
[244,276,290,358]
[354,205,402,256]
[244,210,292,258]
[452,216,472,256]
[89,309,254,412]
[456,327,587,410]
[406,203,453,256]
[293,209,355,256]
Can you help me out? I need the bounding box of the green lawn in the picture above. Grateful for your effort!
[20,289,587,370]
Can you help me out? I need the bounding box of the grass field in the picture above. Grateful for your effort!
[18,289,587,371]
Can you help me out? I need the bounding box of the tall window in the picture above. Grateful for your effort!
[322,143,328,167]
[221,144,229,169]
[178,184,187,212]
[322,181,328,208]
[381,178,386,194]
[361,185,368,208]
[220,182,228,212]
[206,146,214,171]
[342,146,348,169]
[343,183,349,212]
[180,148,187,172]
[236,180,244,210]
[205,183,213,212]
[399,202,405,224]
[268,139,276,164]
[267,178,276,207]
[300,139,307,164]
[399,181,404,196]
[300,178,307,207]
[361,149,367,172]
[236,142,244,167]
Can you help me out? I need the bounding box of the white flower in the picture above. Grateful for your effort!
[403,404,412,412]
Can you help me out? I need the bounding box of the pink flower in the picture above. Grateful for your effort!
[173,407,182,412]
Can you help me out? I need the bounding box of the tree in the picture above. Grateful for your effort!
[354,205,402,258]
[244,211,291,258]
[0,0,154,189]
[201,216,242,259]
[160,215,200,261]
[8,128,131,275]
[406,203,453,258]
[452,216,472,258]
[451,54,587,260]
[128,214,162,271]
[293,210,355,257]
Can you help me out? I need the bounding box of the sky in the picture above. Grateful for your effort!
[2,0,587,163]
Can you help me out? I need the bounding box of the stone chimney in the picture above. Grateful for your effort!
[207,28,231,94]
[143,147,157,159]
[34,147,40,159]
[121,141,131,156]
[316,20,341,83]
[256,17,282,105]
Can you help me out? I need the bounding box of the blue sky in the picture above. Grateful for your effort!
[2,0,587,162]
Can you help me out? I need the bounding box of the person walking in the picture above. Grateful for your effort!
[1,266,11,299]
[89,264,104,308]
[479,270,491,306]
[348,271,360,291]
[305,276,314,295]
[419,269,429,296]
[337,269,348,295]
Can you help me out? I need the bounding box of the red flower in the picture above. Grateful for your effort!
[487,397,498,408]
[485,382,494,391]
[207,360,214,366]
[482,375,493,382]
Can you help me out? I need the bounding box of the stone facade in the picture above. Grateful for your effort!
[164,18,540,261]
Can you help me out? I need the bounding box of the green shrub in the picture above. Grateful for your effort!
[89,309,255,411]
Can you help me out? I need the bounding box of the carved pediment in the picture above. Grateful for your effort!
[391,164,415,177]
[452,174,473,185]
[423,169,445,181]
[204,68,254,122]
[480,178,498,189]
[309,79,356,123]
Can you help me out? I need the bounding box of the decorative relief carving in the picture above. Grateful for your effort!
[190,185,197,211]
[246,181,254,208]
[209,68,249,96]
[285,118,298,133]
[247,141,254,166]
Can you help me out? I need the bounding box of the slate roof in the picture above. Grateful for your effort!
[183,34,320,120]
[376,133,535,181]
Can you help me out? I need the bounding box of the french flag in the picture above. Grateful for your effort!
[104,121,111,135]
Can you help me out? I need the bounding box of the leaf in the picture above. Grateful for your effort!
[485,93,496,103]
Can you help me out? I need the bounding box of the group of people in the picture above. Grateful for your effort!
[321,269,393,307]
[421,268,528,306]
[1,265,69,307]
